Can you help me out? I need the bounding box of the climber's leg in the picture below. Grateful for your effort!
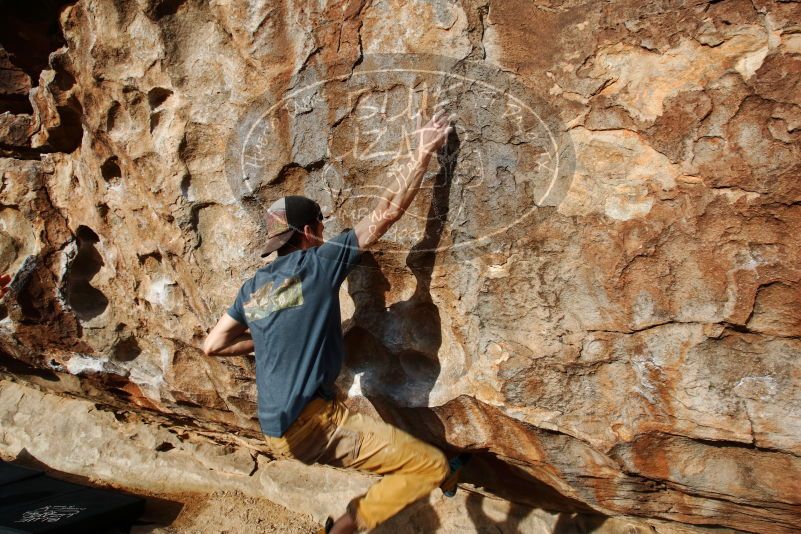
[316,400,450,531]
[261,396,334,463]
[263,397,448,531]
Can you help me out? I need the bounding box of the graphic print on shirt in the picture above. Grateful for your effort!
[243,275,304,322]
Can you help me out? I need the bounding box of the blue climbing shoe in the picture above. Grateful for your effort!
[440,453,472,497]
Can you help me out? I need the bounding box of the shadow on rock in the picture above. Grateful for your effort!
[465,491,529,533]
[340,132,456,407]
[371,497,442,533]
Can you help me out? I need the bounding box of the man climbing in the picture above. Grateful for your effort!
[203,109,461,533]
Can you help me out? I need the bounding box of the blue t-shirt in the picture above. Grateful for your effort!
[227,229,362,437]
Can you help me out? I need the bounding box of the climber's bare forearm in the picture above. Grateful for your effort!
[388,149,433,218]
[203,313,251,355]
[209,334,254,356]
[355,151,432,249]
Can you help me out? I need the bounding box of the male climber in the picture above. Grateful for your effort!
[203,109,458,533]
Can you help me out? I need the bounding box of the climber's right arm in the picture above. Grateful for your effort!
[353,150,432,250]
[354,109,454,251]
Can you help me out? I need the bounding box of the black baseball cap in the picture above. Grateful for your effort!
[261,195,324,257]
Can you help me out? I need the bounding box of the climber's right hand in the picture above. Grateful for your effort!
[417,109,455,157]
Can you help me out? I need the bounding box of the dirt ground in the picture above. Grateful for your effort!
[124,489,321,533]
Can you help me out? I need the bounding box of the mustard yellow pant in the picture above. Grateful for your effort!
[263,397,449,530]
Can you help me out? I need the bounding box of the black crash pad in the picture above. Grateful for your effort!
[0,462,144,533]
[0,463,42,487]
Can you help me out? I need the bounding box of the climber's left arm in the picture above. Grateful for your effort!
[202,314,254,356]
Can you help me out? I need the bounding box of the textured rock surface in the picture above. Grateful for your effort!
[1,378,675,533]
[1,0,800,532]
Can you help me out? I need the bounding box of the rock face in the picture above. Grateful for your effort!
[1,377,669,534]
[1,0,800,532]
